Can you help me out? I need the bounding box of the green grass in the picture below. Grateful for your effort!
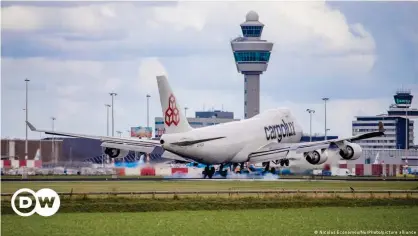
[2,206,417,236]
[3,196,418,214]
[2,180,417,194]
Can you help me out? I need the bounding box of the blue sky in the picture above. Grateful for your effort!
[1,1,417,141]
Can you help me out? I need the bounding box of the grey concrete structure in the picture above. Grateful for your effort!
[154,116,240,138]
[231,11,273,119]
[195,110,234,119]
[345,148,418,165]
[1,138,103,163]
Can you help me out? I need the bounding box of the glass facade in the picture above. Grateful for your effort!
[234,51,271,63]
[352,117,414,150]
[387,110,418,116]
[394,93,413,105]
[241,26,263,37]
[195,111,234,119]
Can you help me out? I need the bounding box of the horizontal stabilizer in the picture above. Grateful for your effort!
[26,121,37,131]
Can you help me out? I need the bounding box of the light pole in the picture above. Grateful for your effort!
[184,107,188,117]
[109,92,117,136]
[322,98,329,140]
[146,94,151,128]
[105,104,111,136]
[24,78,29,160]
[306,109,315,142]
[51,117,56,163]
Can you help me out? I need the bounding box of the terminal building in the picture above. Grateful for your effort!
[352,90,417,150]
[154,110,240,138]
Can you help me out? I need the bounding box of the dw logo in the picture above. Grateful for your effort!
[11,188,61,217]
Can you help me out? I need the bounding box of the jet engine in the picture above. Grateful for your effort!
[304,149,328,165]
[339,143,362,160]
[104,148,129,159]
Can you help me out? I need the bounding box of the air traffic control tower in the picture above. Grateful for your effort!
[231,11,274,119]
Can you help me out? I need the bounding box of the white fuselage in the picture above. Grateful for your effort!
[160,108,303,164]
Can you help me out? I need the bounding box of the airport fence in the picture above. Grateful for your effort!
[3,189,418,198]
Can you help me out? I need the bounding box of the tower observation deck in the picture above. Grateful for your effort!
[388,89,418,117]
[231,11,274,119]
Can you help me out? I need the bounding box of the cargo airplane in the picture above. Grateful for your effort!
[27,75,385,178]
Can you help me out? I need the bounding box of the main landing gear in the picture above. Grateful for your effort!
[263,160,290,174]
[231,163,245,173]
[262,162,276,174]
[219,164,228,177]
[203,165,216,179]
[279,159,290,167]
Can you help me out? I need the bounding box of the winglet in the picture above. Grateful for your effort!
[26,121,37,131]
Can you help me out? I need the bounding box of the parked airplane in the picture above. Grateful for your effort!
[27,75,385,178]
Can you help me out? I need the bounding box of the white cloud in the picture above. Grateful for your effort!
[1,4,132,33]
[137,57,168,97]
[2,2,376,57]
[6,2,415,142]
[1,6,45,30]
[1,2,377,93]
[2,57,409,140]
[150,3,213,31]
[259,94,392,137]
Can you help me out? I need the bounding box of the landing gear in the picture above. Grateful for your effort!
[203,166,208,179]
[239,162,245,174]
[203,166,216,179]
[219,164,228,177]
[209,167,215,178]
[104,148,120,158]
[232,163,238,172]
[280,159,290,167]
[262,161,270,172]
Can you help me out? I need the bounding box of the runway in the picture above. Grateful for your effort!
[1,176,417,182]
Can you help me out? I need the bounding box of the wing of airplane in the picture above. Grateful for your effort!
[248,122,385,163]
[26,121,189,162]
[26,121,160,147]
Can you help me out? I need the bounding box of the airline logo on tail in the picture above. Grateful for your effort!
[165,94,180,126]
